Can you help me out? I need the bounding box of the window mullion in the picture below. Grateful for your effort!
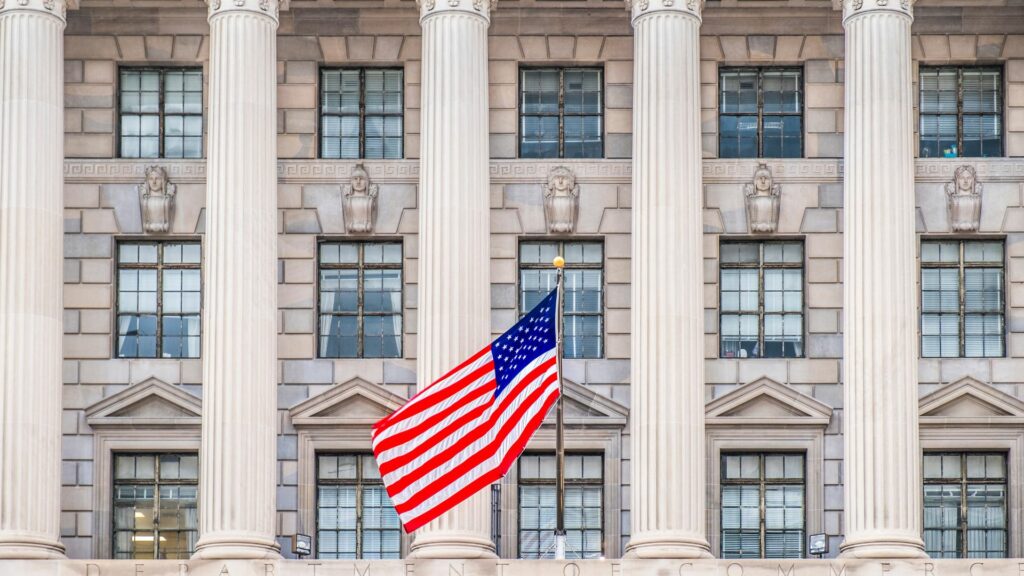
[558,70,566,159]
[757,70,764,158]
[153,457,161,559]
[959,242,966,357]
[155,246,163,358]
[957,68,964,156]
[360,70,366,160]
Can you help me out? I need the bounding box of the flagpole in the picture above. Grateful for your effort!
[552,255,566,560]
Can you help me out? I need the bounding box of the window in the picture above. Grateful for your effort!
[519,241,603,359]
[721,453,805,559]
[112,453,198,559]
[320,69,404,159]
[316,454,401,559]
[520,68,603,159]
[719,241,803,359]
[719,68,803,158]
[518,453,603,559]
[924,452,1007,558]
[318,241,402,358]
[117,242,201,359]
[119,69,203,159]
[920,67,1003,158]
[921,240,1004,358]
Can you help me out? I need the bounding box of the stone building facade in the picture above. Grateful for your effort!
[2,0,1024,573]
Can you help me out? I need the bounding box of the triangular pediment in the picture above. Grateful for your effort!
[289,377,407,428]
[920,377,1024,422]
[706,377,832,427]
[542,380,628,427]
[85,378,202,428]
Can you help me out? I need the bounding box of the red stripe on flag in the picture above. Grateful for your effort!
[399,385,560,532]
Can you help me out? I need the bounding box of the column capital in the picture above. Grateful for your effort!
[207,0,285,23]
[626,0,702,24]
[417,0,495,22]
[842,0,913,22]
[0,0,76,23]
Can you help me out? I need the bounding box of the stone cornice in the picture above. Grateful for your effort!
[62,158,1024,185]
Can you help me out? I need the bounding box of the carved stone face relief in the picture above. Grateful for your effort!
[343,164,379,234]
[744,163,781,234]
[543,166,580,234]
[945,165,983,232]
[139,165,177,234]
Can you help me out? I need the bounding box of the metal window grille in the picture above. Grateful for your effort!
[720,453,806,559]
[112,453,199,560]
[719,241,804,359]
[116,242,202,359]
[316,454,402,559]
[517,453,604,559]
[719,67,804,159]
[119,68,203,159]
[318,241,403,358]
[519,67,604,159]
[919,66,1003,158]
[923,452,1008,558]
[920,240,1005,358]
[518,241,604,359]
[320,68,405,159]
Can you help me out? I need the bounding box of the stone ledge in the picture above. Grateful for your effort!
[1,559,1021,576]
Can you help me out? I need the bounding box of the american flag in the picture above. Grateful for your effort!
[372,288,561,532]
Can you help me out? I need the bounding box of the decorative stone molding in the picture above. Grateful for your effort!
[919,377,1024,557]
[0,0,75,20]
[704,378,830,557]
[543,166,580,234]
[207,0,284,21]
[625,0,702,22]
[743,163,781,233]
[138,165,177,233]
[85,377,202,429]
[842,0,912,20]
[945,165,983,232]
[499,380,626,558]
[342,164,379,234]
[416,0,496,20]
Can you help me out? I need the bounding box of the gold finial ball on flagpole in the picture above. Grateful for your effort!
[552,256,565,269]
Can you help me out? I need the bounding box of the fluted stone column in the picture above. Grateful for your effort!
[408,0,496,560]
[624,0,711,560]
[193,0,281,560]
[841,0,926,559]
[0,0,72,560]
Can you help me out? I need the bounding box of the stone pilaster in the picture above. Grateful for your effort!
[623,0,712,560]
[192,0,282,560]
[0,0,71,560]
[407,0,497,560]
[841,0,926,559]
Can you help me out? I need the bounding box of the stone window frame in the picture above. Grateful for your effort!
[289,378,411,558]
[918,376,1024,558]
[705,377,832,558]
[83,378,202,559]
[497,379,626,559]
[517,65,607,160]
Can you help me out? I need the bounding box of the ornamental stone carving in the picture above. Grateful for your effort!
[343,164,379,234]
[140,165,176,233]
[946,165,983,232]
[624,0,701,19]
[544,166,580,234]
[744,163,781,233]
